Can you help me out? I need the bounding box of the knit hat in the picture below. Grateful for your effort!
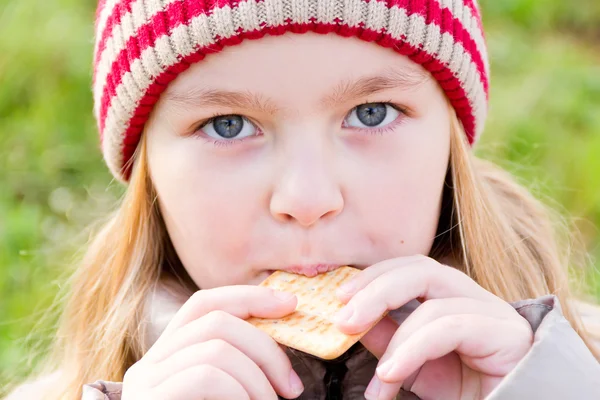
[93,0,489,182]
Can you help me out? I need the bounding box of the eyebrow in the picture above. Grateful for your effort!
[162,67,430,113]
[322,68,430,107]
[163,87,281,115]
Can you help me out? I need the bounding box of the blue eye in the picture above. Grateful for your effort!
[345,103,400,128]
[201,115,257,139]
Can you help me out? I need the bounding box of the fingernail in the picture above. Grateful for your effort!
[336,281,356,297]
[273,290,295,302]
[333,304,354,324]
[365,375,381,399]
[376,360,394,379]
[289,369,304,395]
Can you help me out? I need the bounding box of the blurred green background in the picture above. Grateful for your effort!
[1,0,599,389]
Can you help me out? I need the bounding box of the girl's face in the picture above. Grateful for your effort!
[146,33,451,289]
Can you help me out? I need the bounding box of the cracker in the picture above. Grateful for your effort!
[247,266,382,360]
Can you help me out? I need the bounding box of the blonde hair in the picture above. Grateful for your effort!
[9,103,600,399]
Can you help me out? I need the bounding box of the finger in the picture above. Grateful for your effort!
[147,310,302,399]
[337,256,427,302]
[359,316,398,359]
[366,356,455,400]
[365,374,404,400]
[367,299,517,400]
[153,364,250,400]
[334,263,498,334]
[152,339,278,400]
[376,314,532,384]
[161,286,297,337]
[378,298,517,364]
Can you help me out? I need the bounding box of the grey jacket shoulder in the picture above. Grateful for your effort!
[487,295,600,399]
[72,295,600,399]
[81,381,123,400]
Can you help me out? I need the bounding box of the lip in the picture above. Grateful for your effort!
[268,264,345,278]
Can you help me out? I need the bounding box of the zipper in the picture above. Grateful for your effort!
[323,343,361,400]
[324,359,347,400]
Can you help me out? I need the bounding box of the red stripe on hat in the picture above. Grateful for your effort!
[98,0,487,132]
[462,0,484,34]
[112,24,476,179]
[95,0,137,68]
[387,0,487,93]
[95,0,109,28]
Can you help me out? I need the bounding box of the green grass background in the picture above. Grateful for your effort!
[1,0,599,389]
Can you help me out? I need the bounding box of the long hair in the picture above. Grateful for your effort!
[9,102,600,399]
[431,102,600,354]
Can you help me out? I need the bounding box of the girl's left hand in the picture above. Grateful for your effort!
[333,255,534,400]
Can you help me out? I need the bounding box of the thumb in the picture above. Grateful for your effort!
[359,316,398,359]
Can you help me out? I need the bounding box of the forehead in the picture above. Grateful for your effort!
[160,32,435,110]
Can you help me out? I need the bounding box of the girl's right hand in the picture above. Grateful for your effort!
[121,285,305,400]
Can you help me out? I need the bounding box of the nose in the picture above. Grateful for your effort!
[269,149,344,227]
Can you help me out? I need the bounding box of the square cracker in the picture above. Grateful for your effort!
[247,266,382,360]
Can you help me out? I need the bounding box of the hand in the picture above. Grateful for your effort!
[333,255,534,400]
[121,286,305,400]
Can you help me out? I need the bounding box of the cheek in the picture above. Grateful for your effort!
[350,118,450,256]
[369,173,445,254]
[149,139,266,287]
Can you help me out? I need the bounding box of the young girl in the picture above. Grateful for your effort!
[6,0,600,399]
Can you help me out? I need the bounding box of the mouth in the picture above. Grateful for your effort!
[267,264,350,278]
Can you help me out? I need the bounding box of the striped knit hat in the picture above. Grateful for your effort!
[94,0,489,182]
